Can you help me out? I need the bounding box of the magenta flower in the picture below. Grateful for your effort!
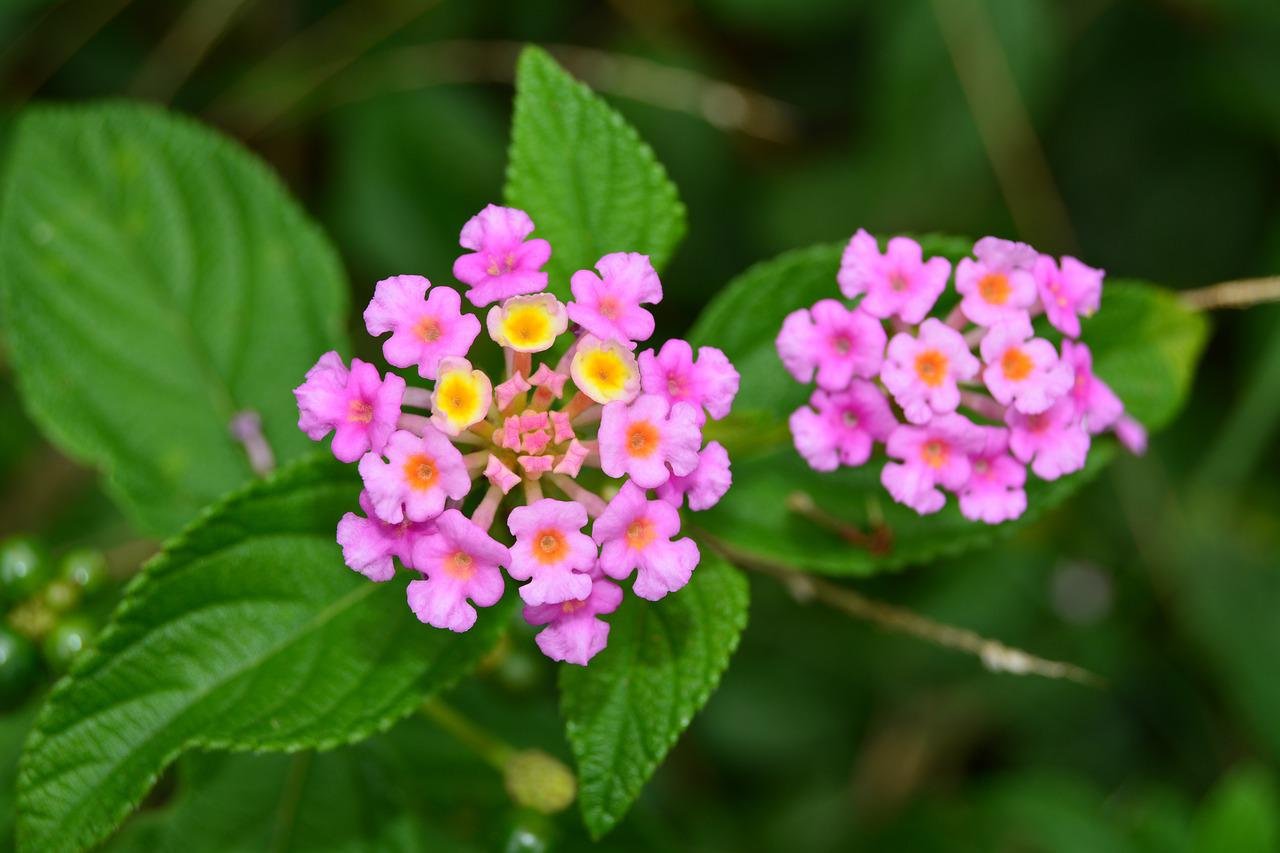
[363,276,481,380]
[452,204,552,307]
[507,499,597,606]
[593,482,699,601]
[523,571,624,666]
[639,339,740,425]
[567,252,662,348]
[957,429,1027,524]
[980,318,1072,414]
[973,236,1038,272]
[881,414,985,515]
[599,395,702,489]
[881,318,980,424]
[837,229,951,323]
[358,428,471,524]
[658,440,732,511]
[1033,254,1103,339]
[1062,339,1123,434]
[336,491,435,582]
[954,253,1037,327]
[1007,397,1090,481]
[790,381,897,471]
[295,351,405,464]
[405,509,507,633]
[777,299,886,391]
[1114,415,1148,455]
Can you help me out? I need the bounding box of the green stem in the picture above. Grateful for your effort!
[420,698,515,770]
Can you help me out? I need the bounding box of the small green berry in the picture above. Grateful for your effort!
[42,616,95,672]
[59,548,110,597]
[43,579,81,613]
[503,749,577,815]
[0,536,52,605]
[0,625,40,709]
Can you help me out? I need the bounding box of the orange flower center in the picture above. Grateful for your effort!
[347,399,374,424]
[913,349,949,387]
[535,529,568,564]
[626,421,660,458]
[403,453,438,491]
[626,519,655,549]
[561,598,587,614]
[443,551,475,580]
[413,315,442,343]
[977,272,1011,305]
[921,440,948,469]
[1001,347,1034,382]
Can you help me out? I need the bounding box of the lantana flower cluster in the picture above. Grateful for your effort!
[776,231,1146,525]
[295,205,738,665]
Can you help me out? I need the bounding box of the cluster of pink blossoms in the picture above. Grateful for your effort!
[295,205,738,665]
[776,231,1147,524]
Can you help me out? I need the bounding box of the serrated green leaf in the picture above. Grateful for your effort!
[560,553,748,838]
[688,240,1207,575]
[504,46,686,296]
[17,457,510,853]
[0,102,348,535]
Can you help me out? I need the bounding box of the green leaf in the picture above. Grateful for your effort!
[1193,766,1280,853]
[0,102,348,535]
[504,46,686,296]
[560,553,748,838]
[17,456,509,853]
[688,240,1207,575]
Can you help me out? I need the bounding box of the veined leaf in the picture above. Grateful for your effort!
[504,46,686,296]
[17,457,509,853]
[0,102,348,535]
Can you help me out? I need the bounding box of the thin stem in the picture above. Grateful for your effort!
[1180,276,1280,311]
[787,492,893,556]
[397,413,432,435]
[695,528,1102,687]
[420,698,514,770]
[563,392,595,420]
[128,0,253,102]
[523,478,543,504]
[470,484,504,532]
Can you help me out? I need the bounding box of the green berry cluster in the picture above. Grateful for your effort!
[0,535,111,708]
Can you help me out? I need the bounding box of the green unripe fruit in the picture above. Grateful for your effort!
[0,625,40,708]
[59,548,110,597]
[503,749,577,815]
[0,537,52,605]
[43,580,81,613]
[43,616,95,672]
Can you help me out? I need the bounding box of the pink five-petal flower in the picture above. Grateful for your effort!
[523,571,624,666]
[789,380,897,472]
[658,440,732,511]
[973,236,1039,271]
[336,491,435,581]
[776,300,886,391]
[837,229,951,323]
[358,428,471,524]
[881,318,980,424]
[881,414,985,515]
[363,276,481,379]
[593,482,700,601]
[566,252,662,348]
[1061,339,1123,434]
[295,351,405,463]
[598,395,702,489]
[405,509,508,633]
[506,499,597,606]
[638,339,740,426]
[954,254,1038,328]
[1007,397,1090,481]
[980,317,1073,414]
[1033,254,1103,338]
[957,428,1027,524]
[452,204,551,307]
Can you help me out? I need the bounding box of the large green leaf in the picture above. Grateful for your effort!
[504,46,686,296]
[17,457,510,853]
[688,241,1208,575]
[560,553,749,838]
[0,102,348,535]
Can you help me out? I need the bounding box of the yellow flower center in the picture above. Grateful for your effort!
[502,304,554,350]
[534,529,568,564]
[403,453,438,491]
[626,519,655,549]
[1001,347,1034,382]
[913,349,949,388]
[443,551,475,580]
[571,342,638,404]
[625,421,660,458]
[921,440,948,469]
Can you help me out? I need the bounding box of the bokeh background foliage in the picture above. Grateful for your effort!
[0,0,1277,851]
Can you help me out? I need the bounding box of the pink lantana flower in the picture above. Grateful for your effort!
[881,414,985,515]
[954,250,1037,327]
[776,299,886,391]
[837,229,951,323]
[1114,415,1148,455]
[1062,340,1123,434]
[358,428,472,524]
[336,491,435,582]
[957,429,1027,524]
[1007,397,1090,481]
[1032,254,1103,339]
[405,509,508,633]
[593,482,700,601]
[881,318,980,424]
[452,205,551,307]
[363,276,481,379]
[567,252,662,348]
[658,441,732,511]
[980,318,1072,414]
[789,381,897,471]
[973,236,1039,272]
[523,571,624,666]
[295,352,405,463]
[599,395,702,489]
[506,499,597,606]
[638,340,740,425]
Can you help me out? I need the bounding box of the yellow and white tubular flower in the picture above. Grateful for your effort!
[430,356,493,435]
[486,293,568,353]
[570,335,641,405]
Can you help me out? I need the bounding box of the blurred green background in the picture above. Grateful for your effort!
[1,0,1279,850]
